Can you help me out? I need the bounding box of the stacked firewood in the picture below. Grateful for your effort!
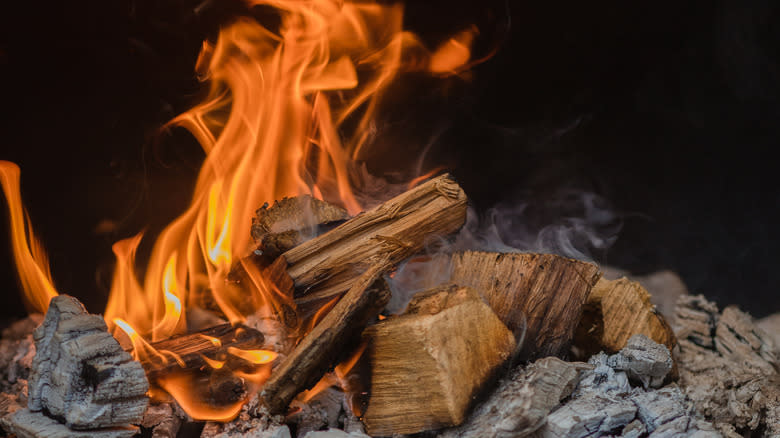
[0,174,778,437]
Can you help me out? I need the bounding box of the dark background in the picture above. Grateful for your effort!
[1,0,778,319]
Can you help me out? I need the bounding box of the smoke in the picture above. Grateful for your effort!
[385,189,622,314]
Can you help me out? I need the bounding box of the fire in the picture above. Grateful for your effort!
[0,0,475,422]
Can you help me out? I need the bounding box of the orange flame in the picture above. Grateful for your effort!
[0,161,58,313]
[1,0,476,422]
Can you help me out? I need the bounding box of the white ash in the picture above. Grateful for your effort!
[1,408,137,438]
[537,335,716,438]
[201,394,290,438]
[301,429,369,438]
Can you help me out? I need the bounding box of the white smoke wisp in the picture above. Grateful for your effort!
[384,189,622,314]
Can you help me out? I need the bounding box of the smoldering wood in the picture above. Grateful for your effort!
[252,195,350,259]
[362,284,517,436]
[138,322,266,381]
[140,403,182,438]
[200,400,291,438]
[1,408,138,438]
[0,314,41,394]
[573,277,677,359]
[282,173,468,305]
[287,385,344,437]
[27,295,148,430]
[674,294,780,436]
[449,251,601,359]
[437,357,587,438]
[261,264,391,415]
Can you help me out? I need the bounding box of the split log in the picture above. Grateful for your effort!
[450,251,601,359]
[573,277,677,358]
[252,195,350,259]
[362,284,516,436]
[282,173,468,305]
[437,357,587,438]
[138,323,267,381]
[1,408,138,438]
[674,295,780,435]
[28,295,148,430]
[261,264,391,414]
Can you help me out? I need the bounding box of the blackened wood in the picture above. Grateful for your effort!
[260,264,391,414]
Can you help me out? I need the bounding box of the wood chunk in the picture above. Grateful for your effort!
[283,174,468,304]
[674,294,780,435]
[362,284,516,436]
[574,277,677,358]
[140,403,182,438]
[1,408,138,438]
[27,295,148,430]
[261,264,391,414]
[450,251,600,359]
[438,357,586,438]
[139,323,266,381]
[605,334,672,389]
[252,195,350,259]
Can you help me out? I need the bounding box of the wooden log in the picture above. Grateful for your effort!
[450,251,601,359]
[362,284,517,436]
[252,195,350,259]
[282,173,468,305]
[138,323,267,381]
[27,295,148,430]
[260,264,391,414]
[437,357,587,438]
[573,277,677,358]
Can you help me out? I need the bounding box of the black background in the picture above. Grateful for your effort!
[1,0,778,320]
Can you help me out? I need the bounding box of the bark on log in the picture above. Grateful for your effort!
[437,357,586,438]
[573,277,677,358]
[252,195,350,259]
[27,295,148,430]
[450,251,601,359]
[362,284,516,436]
[282,174,468,305]
[138,323,267,381]
[261,264,391,414]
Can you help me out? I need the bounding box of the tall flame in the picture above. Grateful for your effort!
[1,0,474,422]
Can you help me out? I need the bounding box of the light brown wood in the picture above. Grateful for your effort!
[362,284,516,436]
[282,174,468,305]
[251,195,350,259]
[450,251,601,360]
[573,277,676,357]
[260,263,391,414]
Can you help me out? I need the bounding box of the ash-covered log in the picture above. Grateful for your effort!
[362,284,516,436]
[282,173,468,305]
[260,264,391,415]
[450,251,601,359]
[27,295,148,432]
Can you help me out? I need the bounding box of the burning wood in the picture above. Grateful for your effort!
[252,195,350,259]
[282,174,468,305]
[25,295,148,434]
[450,251,601,359]
[362,284,517,436]
[573,277,677,358]
[137,323,267,382]
[261,264,391,415]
